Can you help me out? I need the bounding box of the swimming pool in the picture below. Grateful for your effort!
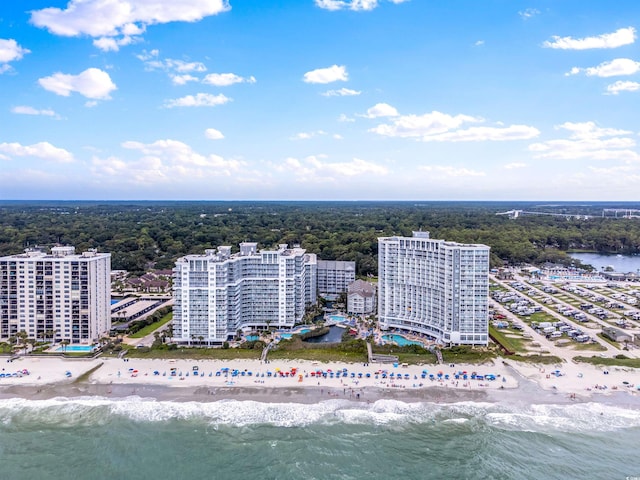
[245,335,260,342]
[382,334,424,347]
[279,328,310,340]
[55,345,97,353]
[328,315,347,323]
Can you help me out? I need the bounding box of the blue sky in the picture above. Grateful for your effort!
[1,0,639,200]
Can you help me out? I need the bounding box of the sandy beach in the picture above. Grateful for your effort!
[0,355,637,406]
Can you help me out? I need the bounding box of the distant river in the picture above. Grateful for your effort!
[570,252,640,273]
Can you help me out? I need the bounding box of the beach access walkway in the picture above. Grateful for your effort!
[367,341,398,363]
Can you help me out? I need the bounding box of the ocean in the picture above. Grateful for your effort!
[0,397,637,480]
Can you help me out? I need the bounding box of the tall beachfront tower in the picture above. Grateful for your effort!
[0,246,111,344]
[378,232,490,345]
[173,243,317,344]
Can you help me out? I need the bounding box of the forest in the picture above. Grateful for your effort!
[1,201,639,276]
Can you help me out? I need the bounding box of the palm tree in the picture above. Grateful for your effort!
[61,339,70,353]
[198,335,204,347]
[16,331,28,355]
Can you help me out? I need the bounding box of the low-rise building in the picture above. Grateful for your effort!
[347,279,376,315]
[602,326,632,343]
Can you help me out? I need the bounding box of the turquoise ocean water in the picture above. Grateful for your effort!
[0,397,638,480]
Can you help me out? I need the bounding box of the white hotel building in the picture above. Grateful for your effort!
[173,243,317,344]
[0,246,111,344]
[378,232,490,346]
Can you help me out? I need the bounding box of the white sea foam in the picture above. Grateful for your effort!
[0,397,637,432]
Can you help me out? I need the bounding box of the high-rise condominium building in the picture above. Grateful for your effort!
[316,260,356,298]
[378,232,489,345]
[173,243,317,343]
[0,246,111,344]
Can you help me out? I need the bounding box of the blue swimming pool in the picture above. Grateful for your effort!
[328,314,347,323]
[245,335,260,342]
[55,345,97,353]
[382,334,424,347]
[279,328,310,340]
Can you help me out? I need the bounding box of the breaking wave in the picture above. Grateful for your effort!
[0,397,638,432]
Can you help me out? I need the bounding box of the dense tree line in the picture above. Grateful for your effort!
[0,201,639,275]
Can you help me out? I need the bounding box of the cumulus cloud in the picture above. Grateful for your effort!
[202,73,256,86]
[205,128,224,140]
[544,27,636,50]
[0,39,30,72]
[518,8,539,19]
[529,121,639,161]
[11,106,58,117]
[0,39,30,63]
[363,103,399,118]
[418,165,485,177]
[0,141,73,163]
[368,105,539,142]
[93,139,246,185]
[163,93,230,108]
[170,74,199,85]
[566,58,640,77]
[321,88,361,97]
[38,68,117,100]
[338,113,355,122]
[303,65,348,84]
[369,110,480,137]
[31,0,230,51]
[606,80,640,95]
[291,130,327,140]
[275,155,387,181]
[315,0,378,11]
[421,125,540,142]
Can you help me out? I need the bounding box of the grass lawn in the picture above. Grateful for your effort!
[506,354,564,365]
[489,326,524,353]
[125,347,261,360]
[128,312,173,339]
[574,355,640,368]
[571,341,608,352]
[596,333,621,349]
[268,349,367,363]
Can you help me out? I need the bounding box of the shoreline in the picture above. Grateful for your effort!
[0,355,637,408]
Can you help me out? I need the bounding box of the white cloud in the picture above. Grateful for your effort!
[140,54,207,73]
[474,40,485,47]
[421,125,540,142]
[276,155,387,181]
[338,113,355,122]
[202,73,256,86]
[303,65,348,84]
[163,93,231,108]
[519,8,539,19]
[315,0,378,11]
[504,162,527,169]
[529,121,639,161]
[544,27,636,50]
[291,130,327,140]
[101,139,245,184]
[606,80,640,95]
[93,34,139,52]
[205,128,224,140]
[0,141,73,163]
[11,106,58,117]
[321,88,361,97]
[0,39,30,67]
[31,0,230,49]
[364,103,399,118]
[566,58,640,77]
[370,110,480,137]
[369,107,539,142]
[170,74,199,85]
[419,165,485,177]
[38,68,117,100]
